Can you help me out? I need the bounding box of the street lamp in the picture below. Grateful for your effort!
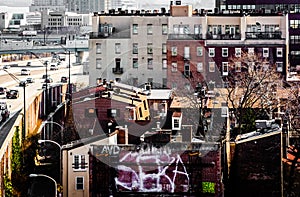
[2,69,26,139]
[41,120,64,143]
[29,173,57,197]
[38,139,62,186]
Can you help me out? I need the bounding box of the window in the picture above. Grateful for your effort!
[147,43,153,54]
[133,43,138,54]
[143,100,148,110]
[73,155,87,170]
[107,108,120,117]
[197,62,203,72]
[209,48,215,57]
[277,48,283,57]
[263,48,269,57]
[248,47,254,55]
[197,47,203,56]
[162,43,167,54]
[147,58,153,69]
[76,177,84,190]
[184,47,190,59]
[132,24,138,34]
[171,46,177,56]
[171,62,177,72]
[115,58,121,69]
[222,48,228,57]
[235,48,241,57]
[162,24,168,34]
[139,107,143,118]
[162,59,167,69]
[147,24,153,34]
[96,58,102,69]
[276,62,283,72]
[115,43,121,54]
[209,62,215,72]
[184,62,190,77]
[235,62,241,72]
[194,24,202,34]
[222,62,228,76]
[172,82,177,89]
[96,43,101,54]
[133,58,138,68]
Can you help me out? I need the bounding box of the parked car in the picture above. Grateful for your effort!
[26,61,32,66]
[0,87,7,94]
[21,68,31,75]
[3,65,11,69]
[26,77,35,83]
[61,76,68,83]
[44,78,53,83]
[19,80,28,87]
[6,89,19,99]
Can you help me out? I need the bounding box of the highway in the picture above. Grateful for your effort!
[0,53,89,114]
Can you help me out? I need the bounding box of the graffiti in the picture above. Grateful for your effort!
[202,182,215,194]
[96,145,120,157]
[115,150,189,193]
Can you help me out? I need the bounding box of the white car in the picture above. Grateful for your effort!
[21,69,31,75]
[50,64,58,70]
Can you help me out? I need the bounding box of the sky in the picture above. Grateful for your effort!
[0,0,215,10]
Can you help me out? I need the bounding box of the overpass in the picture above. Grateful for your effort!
[0,39,89,55]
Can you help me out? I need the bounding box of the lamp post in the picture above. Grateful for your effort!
[29,173,57,197]
[41,120,64,143]
[38,139,62,187]
[2,69,26,139]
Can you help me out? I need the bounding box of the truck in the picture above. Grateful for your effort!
[0,102,10,123]
[18,30,37,36]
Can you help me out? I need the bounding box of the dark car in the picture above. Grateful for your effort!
[26,61,32,66]
[61,76,68,83]
[42,74,50,79]
[19,80,28,87]
[26,77,35,83]
[44,78,53,83]
[6,89,19,99]
[3,65,11,69]
[0,87,7,94]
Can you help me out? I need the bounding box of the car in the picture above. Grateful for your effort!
[3,65,11,69]
[0,101,10,122]
[42,74,50,79]
[61,76,69,83]
[0,87,7,94]
[21,68,31,75]
[6,89,19,99]
[44,78,53,83]
[50,64,58,70]
[26,77,35,83]
[42,83,51,89]
[19,80,28,87]
[26,61,32,66]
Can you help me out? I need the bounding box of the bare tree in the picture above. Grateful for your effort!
[225,51,282,135]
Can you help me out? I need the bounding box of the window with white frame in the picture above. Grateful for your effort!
[96,43,101,54]
[277,48,283,57]
[197,62,203,72]
[132,24,138,34]
[115,43,121,54]
[147,24,153,35]
[133,43,138,54]
[133,58,138,68]
[209,48,215,57]
[263,48,269,57]
[171,46,177,56]
[184,47,190,59]
[162,24,168,34]
[276,62,283,72]
[248,47,254,55]
[194,24,202,35]
[108,108,119,117]
[172,113,182,130]
[162,59,167,69]
[209,62,215,72]
[197,46,203,56]
[96,58,102,69]
[147,43,153,54]
[162,43,167,54]
[147,58,153,69]
[235,62,241,72]
[73,155,87,170]
[171,62,177,72]
[222,62,228,76]
[75,177,84,190]
[222,48,228,57]
[235,48,241,57]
